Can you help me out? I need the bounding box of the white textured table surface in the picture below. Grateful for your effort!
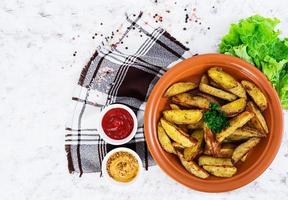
[1,0,287,199]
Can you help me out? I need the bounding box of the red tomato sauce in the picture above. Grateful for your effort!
[101,108,134,140]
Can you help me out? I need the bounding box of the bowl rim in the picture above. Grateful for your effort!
[144,53,283,192]
[98,104,138,145]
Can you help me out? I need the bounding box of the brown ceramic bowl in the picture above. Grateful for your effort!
[144,54,283,192]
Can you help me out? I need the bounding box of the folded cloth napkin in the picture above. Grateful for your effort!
[65,12,191,176]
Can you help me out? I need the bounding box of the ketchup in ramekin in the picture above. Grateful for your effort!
[101,108,134,140]
[99,104,137,145]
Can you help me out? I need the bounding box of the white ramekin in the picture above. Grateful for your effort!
[98,104,138,145]
[101,147,143,186]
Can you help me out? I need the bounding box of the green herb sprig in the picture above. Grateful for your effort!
[204,103,229,133]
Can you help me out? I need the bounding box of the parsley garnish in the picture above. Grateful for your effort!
[204,103,229,133]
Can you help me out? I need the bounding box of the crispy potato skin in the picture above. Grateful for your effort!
[241,153,249,162]
[199,83,237,101]
[216,111,255,143]
[187,120,204,129]
[208,67,246,98]
[246,101,269,134]
[170,104,181,110]
[157,123,176,154]
[203,124,221,156]
[218,144,235,158]
[160,118,196,147]
[172,93,210,109]
[172,142,185,149]
[165,82,197,97]
[232,138,261,163]
[158,67,268,179]
[197,92,220,105]
[204,143,235,158]
[208,67,238,89]
[224,126,266,142]
[202,165,237,178]
[163,110,203,125]
[200,74,209,84]
[177,152,209,179]
[210,80,221,88]
[183,129,204,161]
[221,98,246,117]
[227,82,247,98]
[241,80,267,111]
[198,155,233,167]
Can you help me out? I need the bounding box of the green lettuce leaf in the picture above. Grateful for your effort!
[278,66,288,109]
[219,15,288,109]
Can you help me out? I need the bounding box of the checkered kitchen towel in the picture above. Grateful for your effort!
[65,12,191,176]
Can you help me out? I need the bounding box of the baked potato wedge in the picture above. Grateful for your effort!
[203,124,221,156]
[218,143,235,158]
[200,74,209,84]
[208,67,238,89]
[202,165,237,178]
[187,120,204,129]
[224,126,266,142]
[199,83,237,101]
[172,142,185,149]
[208,67,246,98]
[210,80,221,88]
[221,98,246,117]
[246,101,268,134]
[241,80,267,111]
[204,143,235,158]
[227,82,247,99]
[163,110,203,125]
[160,118,196,147]
[168,105,191,131]
[241,153,249,162]
[198,155,233,167]
[157,67,269,179]
[157,123,176,154]
[165,82,197,97]
[216,111,255,143]
[172,93,210,109]
[170,103,181,110]
[197,92,220,105]
[183,129,204,161]
[177,151,209,179]
[232,137,261,163]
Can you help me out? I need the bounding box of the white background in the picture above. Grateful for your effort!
[0,0,287,199]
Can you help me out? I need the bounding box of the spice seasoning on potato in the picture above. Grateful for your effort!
[157,123,176,154]
[241,80,267,111]
[165,82,197,97]
[224,126,266,142]
[163,109,203,125]
[208,67,246,98]
[199,83,237,101]
[221,98,246,117]
[172,93,210,109]
[246,101,269,134]
[216,111,255,143]
[232,138,261,163]
[160,118,197,147]
[157,68,269,179]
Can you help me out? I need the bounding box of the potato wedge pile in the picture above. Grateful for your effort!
[157,67,268,179]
